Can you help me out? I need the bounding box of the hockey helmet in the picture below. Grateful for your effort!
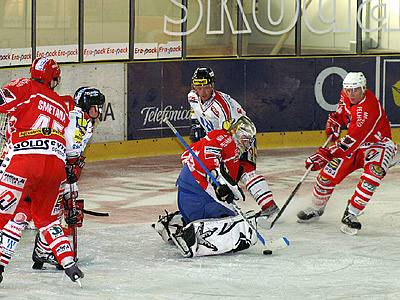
[229,116,256,153]
[192,67,215,87]
[342,72,367,91]
[30,57,61,87]
[73,87,105,116]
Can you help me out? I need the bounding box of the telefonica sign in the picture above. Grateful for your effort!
[164,0,400,36]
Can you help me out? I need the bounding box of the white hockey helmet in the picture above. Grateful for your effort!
[229,116,256,153]
[342,72,367,91]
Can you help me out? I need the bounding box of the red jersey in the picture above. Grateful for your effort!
[329,89,392,158]
[0,78,70,161]
[181,129,240,189]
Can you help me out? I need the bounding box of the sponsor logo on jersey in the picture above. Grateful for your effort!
[51,194,64,215]
[0,190,18,212]
[13,139,66,156]
[204,146,221,160]
[49,226,64,239]
[338,136,356,152]
[14,212,28,224]
[2,172,26,188]
[324,158,343,178]
[317,175,331,185]
[353,196,367,207]
[369,164,385,177]
[361,180,377,193]
[56,243,72,255]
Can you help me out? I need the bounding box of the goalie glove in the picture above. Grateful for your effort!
[207,166,245,203]
[325,113,341,141]
[66,156,85,184]
[305,147,333,171]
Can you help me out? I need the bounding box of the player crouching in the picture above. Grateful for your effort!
[154,116,263,257]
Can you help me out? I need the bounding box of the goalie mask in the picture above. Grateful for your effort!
[74,87,105,121]
[229,116,256,154]
[192,67,215,87]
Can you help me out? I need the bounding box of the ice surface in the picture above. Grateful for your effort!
[1,148,400,299]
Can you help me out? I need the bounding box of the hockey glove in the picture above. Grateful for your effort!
[305,147,333,171]
[325,113,341,142]
[64,198,84,227]
[214,184,235,203]
[189,118,206,143]
[66,156,85,184]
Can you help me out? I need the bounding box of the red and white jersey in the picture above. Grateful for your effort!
[181,129,240,190]
[0,78,70,161]
[329,89,392,158]
[188,90,246,132]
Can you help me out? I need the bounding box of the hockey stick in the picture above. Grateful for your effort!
[270,135,332,229]
[164,118,288,250]
[82,208,110,217]
[69,183,78,261]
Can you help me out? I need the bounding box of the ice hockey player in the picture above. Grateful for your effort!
[188,67,279,227]
[297,72,397,235]
[154,116,261,257]
[0,57,83,284]
[32,87,105,269]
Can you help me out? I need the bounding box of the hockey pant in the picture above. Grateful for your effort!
[172,214,258,257]
[0,154,75,269]
[176,165,236,224]
[311,139,397,214]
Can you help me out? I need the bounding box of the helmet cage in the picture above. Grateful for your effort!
[74,87,105,116]
[230,116,256,154]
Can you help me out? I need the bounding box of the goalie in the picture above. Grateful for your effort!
[154,116,261,257]
[297,72,397,235]
[187,67,279,227]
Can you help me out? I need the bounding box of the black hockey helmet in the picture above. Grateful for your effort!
[192,67,215,86]
[73,87,105,114]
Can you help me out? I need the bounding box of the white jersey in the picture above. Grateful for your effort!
[65,107,94,158]
[188,90,246,132]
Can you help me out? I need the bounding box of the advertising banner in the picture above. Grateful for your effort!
[127,57,378,139]
[382,58,400,127]
[0,48,32,67]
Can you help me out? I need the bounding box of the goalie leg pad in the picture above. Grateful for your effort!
[172,214,258,258]
[152,210,184,244]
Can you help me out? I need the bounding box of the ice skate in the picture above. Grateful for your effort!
[32,233,63,270]
[297,207,325,223]
[255,203,279,229]
[64,262,84,287]
[340,207,361,236]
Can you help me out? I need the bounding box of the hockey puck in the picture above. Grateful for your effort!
[263,250,273,255]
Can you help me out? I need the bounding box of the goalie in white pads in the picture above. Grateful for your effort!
[154,116,261,257]
[297,72,396,235]
[188,67,279,228]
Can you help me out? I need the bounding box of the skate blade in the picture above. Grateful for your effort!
[75,278,82,288]
[340,224,358,236]
[297,216,320,224]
